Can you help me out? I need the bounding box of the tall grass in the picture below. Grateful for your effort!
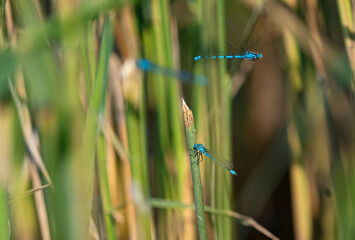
[0,0,354,239]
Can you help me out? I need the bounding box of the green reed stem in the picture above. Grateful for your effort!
[0,183,8,240]
[97,135,115,240]
[74,14,113,239]
[182,99,207,240]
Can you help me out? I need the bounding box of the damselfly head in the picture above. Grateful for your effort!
[255,52,263,60]
[244,51,263,61]
[136,59,153,71]
[193,143,202,149]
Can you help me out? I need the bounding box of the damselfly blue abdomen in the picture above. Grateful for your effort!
[194,51,262,62]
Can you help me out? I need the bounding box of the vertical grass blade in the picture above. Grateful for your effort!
[182,99,207,240]
[0,183,9,240]
[195,0,232,238]
[122,54,153,238]
[108,54,138,239]
[215,1,233,239]
[147,0,187,237]
[282,14,313,238]
[72,13,113,239]
[287,121,312,240]
[336,0,355,75]
[126,97,153,239]
[97,134,116,240]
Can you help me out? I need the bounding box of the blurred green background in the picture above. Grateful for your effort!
[0,0,354,239]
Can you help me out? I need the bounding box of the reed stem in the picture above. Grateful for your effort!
[182,99,207,240]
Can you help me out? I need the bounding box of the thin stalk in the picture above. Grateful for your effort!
[80,24,96,99]
[282,18,312,239]
[149,0,186,237]
[0,183,9,240]
[73,14,113,239]
[108,54,138,239]
[147,198,279,240]
[287,121,312,240]
[126,97,153,239]
[124,62,152,238]
[336,0,355,76]
[216,1,232,239]
[97,134,116,240]
[182,99,207,240]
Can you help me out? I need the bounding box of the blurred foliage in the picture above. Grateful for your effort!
[0,0,354,239]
